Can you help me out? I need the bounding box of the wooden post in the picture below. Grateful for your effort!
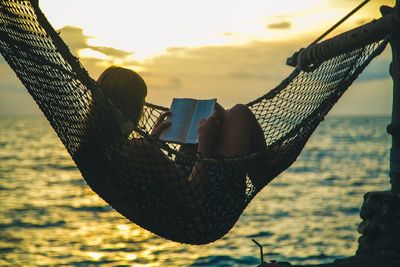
[287,10,400,70]
[384,2,400,192]
[356,6,400,260]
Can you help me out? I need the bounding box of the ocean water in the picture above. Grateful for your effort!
[0,115,391,266]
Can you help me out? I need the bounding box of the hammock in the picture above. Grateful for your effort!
[0,0,394,244]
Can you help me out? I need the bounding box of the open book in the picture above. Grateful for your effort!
[159,98,216,144]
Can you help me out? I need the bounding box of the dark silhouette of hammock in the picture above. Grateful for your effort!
[0,0,395,244]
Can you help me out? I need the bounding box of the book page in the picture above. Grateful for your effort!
[185,99,216,143]
[159,98,196,143]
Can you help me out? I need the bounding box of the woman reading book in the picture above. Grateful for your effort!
[97,66,267,209]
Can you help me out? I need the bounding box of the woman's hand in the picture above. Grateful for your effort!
[151,111,171,138]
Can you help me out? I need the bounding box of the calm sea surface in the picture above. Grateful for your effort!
[0,116,391,266]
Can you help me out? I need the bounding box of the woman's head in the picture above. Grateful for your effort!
[97,66,147,124]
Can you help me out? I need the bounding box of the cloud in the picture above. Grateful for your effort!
[55,26,145,79]
[229,71,271,80]
[89,46,133,59]
[166,47,188,53]
[138,38,393,115]
[355,18,371,26]
[324,0,394,37]
[139,40,301,108]
[58,26,137,64]
[0,25,144,115]
[0,23,393,116]
[267,21,292,30]
[329,0,393,8]
[58,26,89,55]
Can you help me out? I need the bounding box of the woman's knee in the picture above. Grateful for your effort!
[227,104,254,121]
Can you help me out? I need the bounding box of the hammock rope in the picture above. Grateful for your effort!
[310,0,372,46]
[0,0,393,244]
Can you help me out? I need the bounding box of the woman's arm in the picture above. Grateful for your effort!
[145,110,208,210]
[148,107,225,210]
[185,111,223,208]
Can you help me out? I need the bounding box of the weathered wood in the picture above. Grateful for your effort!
[385,2,400,192]
[287,10,400,71]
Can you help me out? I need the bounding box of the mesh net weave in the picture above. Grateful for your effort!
[0,0,390,244]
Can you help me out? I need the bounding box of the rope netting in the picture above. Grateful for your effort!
[0,0,390,244]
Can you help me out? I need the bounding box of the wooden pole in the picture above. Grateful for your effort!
[287,10,400,70]
[383,1,400,192]
[309,0,371,46]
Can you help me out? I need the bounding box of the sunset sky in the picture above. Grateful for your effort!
[0,0,396,115]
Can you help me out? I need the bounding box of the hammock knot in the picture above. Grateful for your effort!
[387,123,400,136]
[288,47,322,72]
[296,47,322,72]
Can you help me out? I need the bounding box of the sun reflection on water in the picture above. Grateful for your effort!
[0,116,391,266]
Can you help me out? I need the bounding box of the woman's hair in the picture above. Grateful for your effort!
[97,66,147,124]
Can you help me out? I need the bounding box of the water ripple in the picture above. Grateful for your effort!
[0,116,391,266]
[0,220,66,229]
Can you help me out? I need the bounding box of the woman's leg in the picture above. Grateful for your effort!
[215,104,265,157]
[215,104,266,188]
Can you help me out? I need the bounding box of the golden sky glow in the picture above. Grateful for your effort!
[40,0,323,60]
[0,0,396,114]
[39,0,391,60]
